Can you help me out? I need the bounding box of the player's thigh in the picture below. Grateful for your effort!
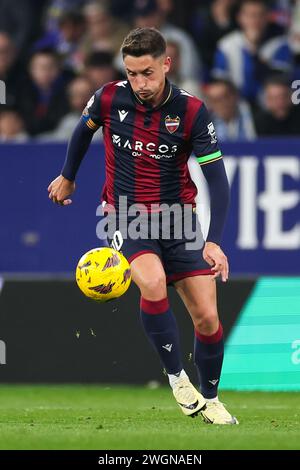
[175,275,219,327]
[131,253,167,300]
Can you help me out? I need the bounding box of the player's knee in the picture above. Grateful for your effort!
[139,275,167,300]
[194,311,219,336]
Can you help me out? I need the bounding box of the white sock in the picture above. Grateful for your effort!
[168,369,188,389]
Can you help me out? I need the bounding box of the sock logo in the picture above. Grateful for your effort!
[208,379,219,386]
[162,344,173,352]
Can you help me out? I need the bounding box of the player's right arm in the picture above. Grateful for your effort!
[48,89,103,205]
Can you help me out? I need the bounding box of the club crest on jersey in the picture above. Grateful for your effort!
[165,115,180,134]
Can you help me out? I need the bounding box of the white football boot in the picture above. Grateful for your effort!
[172,377,206,417]
[201,399,239,424]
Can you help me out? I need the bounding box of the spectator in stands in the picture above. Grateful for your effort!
[56,11,87,73]
[259,1,300,81]
[0,32,24,107]
[205,79,256,140]
[268,0,292,29]
[18,49,71,136]
[212,0,285,102]
[110,0,196,30]
[109,0,136,23]
[155,0,197,32]
[259,34,292,77]
[289,1,300,80]
[132,0,202,80]
[38,76,102,141]
[44,0,87,35]
[254,75,300,136]
[166,40,202,98]
[81,1,129,57]
[194,0,237,78]
[0,0,44,55]
[84,51,122,92]
[33,11,87,74]
[0,108,28,142]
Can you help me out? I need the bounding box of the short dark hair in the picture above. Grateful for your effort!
[0,104,19,114]
[263,74,291,89]
[85,51,114,68]
[58,11,85,27]
[208,79,238,94]
[238,0,268,13]
[121,28,166,59]
[30,48,59,63]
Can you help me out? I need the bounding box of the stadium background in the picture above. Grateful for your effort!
[0,0,299,451]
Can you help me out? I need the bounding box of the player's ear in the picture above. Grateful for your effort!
[163,56,171,74]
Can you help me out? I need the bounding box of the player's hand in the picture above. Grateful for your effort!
[47,175,75,206]
[203,241,229,282]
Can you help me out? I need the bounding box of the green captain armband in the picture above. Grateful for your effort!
[197,150,222,165]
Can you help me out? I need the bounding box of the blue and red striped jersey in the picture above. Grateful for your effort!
[82,79,222,209]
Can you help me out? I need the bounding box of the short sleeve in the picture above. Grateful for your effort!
[191,103,222,165]
[81,88,103,131]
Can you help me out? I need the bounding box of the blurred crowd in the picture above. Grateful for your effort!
[0,0,300,142]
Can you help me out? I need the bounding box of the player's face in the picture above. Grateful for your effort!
[124,54,171,105]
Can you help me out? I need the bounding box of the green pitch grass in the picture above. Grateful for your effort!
[0,385,299,450]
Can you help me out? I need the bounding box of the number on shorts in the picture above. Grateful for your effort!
[111,230,123,251]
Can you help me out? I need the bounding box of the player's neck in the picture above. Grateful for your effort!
[150,85,166,107]
[146,80,170,108]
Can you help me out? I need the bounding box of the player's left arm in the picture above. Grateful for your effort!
[191,102,230,281]
[200,159,230,282]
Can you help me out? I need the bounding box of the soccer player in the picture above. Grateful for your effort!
[48,27,238,425]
